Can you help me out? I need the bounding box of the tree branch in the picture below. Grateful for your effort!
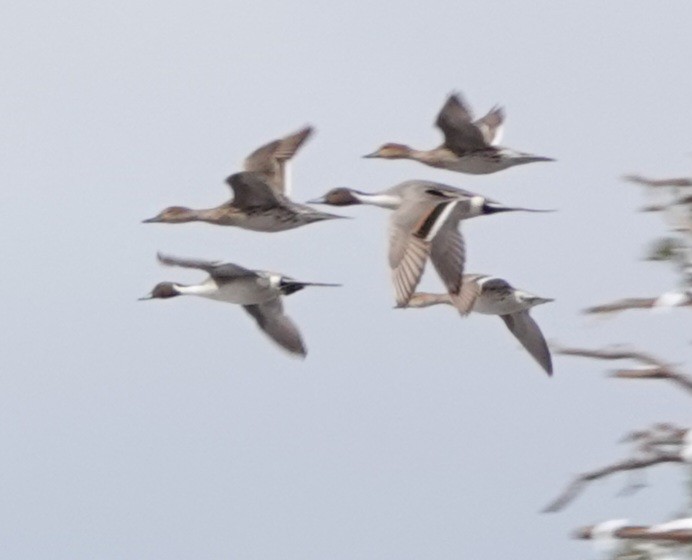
[583,297,692,315]
[611,369,692,396]
[552,344,692,395]
[575,524,692,544]
[542,453,683,513]
[623,174,692,188]
[552,344,667,367]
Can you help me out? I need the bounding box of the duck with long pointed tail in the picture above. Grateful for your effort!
[140,253,340,357]
[406,274,554,375]
[309,180,550,311]
[364,93,553,175]
[143,126,346,231]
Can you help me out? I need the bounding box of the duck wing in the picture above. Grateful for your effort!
[244,126,313,196]
[474,105,505,146]
[435,93,489,155]
[500,310,553,375]
[157,252,257,279]
[243,298,307,357]
[226,172,284,209]
[430,225,475,314]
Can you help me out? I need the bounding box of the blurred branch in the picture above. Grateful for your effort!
[575,524,692,544]
[552,345,667,367]
[623,174,692,188]
[542,453,683,513]
[552,344,692,395]
[583,296,692,315]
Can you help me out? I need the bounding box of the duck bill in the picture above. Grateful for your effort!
[522,155,555,163]
[362,151,379,158]
[142,216,162,223]
[306,196,327,204]
[484,202,555,214]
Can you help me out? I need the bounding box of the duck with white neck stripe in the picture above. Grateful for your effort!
[140,253,340,357]
[309,180,550,313]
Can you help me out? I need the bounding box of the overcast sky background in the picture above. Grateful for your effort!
[2,1,692,558]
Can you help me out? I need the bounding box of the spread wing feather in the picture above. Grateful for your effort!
[243,299,307,357]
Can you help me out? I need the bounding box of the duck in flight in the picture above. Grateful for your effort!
[140,253,340,357]
[364,93,554,175]
[406,274,554,375]
[309,180,550,311]
[143,126,346,231]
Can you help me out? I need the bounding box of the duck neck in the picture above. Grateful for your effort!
[351,191,401,210]
[173,279,217,297]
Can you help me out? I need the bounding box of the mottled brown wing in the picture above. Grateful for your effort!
[244,126,313,195]
[243,298,307,357]
[500,311,553,375]
[225,172,283,208]
[474,105,505,146]
[435,93,488,155]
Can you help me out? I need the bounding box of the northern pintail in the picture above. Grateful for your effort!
[143,126,346,231]
[364,93,554,175]
[140,253,340,357]
[405,274,554,375]
[308,180,549,311]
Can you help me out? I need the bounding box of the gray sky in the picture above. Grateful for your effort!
[2,1,692,558]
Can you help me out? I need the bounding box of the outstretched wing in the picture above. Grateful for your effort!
[388,198,451,307]
[225,172,283,208]
[243,298,307,357]
[429,225,470,313]
[157,252,256,279]
[244,126,313,195]
[435,93,488,155]
[500,311,553,375]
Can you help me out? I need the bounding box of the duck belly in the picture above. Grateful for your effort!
[473,295,525,315]
[207,278,277,305]
[447,155,508,175]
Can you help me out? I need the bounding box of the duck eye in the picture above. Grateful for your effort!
[426,188,450,198]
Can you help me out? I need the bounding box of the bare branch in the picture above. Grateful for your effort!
[583,297,692,315]
[552,344,692,395]
[611,369,692,396]
[542,453,683,513]
[623,174,692,188]
[575,524,692,544]
[551,344,667,367]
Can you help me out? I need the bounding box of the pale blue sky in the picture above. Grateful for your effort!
[2,1,692,558]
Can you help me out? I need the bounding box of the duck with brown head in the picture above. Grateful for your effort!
[405,273,554,376]
[142,126,346,232]
[364,92,553,175]
[363,143,415,160]
[140,253,340,357]
[142,206,214,224]
[309,179,551,312]
[139,281,181,299]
